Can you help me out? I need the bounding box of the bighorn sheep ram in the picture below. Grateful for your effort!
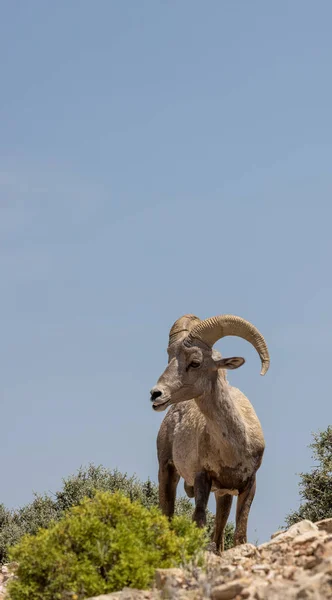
[150,314,270,552]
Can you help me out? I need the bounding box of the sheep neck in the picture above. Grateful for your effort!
[194,373,247,462]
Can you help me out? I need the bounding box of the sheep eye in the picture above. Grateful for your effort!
[190,361,201,369]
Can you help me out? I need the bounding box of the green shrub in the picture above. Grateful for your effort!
[8,491,206,600]
[286,426,332,526]
[0,495,60,564]
[0,465,234,563]
[0,505,22,565]
[49,465,234,548]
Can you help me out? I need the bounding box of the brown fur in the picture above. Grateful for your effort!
[151,339,265,553]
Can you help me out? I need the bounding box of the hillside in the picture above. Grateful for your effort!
[1,517,331,599]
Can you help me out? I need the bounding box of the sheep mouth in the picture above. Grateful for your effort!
[152,398,170,411]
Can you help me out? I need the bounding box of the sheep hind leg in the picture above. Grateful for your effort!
[213,493,233,553]
[158,462,180,518]
[193,471,212,528]
[234,477,256,546]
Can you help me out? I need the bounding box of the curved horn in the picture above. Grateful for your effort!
[168,314,201,346]
[184,315,270,376]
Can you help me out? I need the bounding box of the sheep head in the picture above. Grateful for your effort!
[150,314,269,412]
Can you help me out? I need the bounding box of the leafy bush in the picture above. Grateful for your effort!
[0,465,234,563]
[0,495,60,564]
[8,491,206,600]
[0,505,22,565]
[286,426,332,526]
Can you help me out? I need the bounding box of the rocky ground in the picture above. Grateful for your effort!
[0,563,18,600]
[89,518,332,600]
[1,519,331,599]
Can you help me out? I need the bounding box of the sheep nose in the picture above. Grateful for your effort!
[150,390,162,402]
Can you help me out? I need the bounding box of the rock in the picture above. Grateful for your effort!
[282,565,297,579]
[155,568,185,590]
[316,518,332,535]
[293,531,321,545]
[297,555,318,569]
[0,562,19,599]
[1,563,19,583]
[87,592,152,600]
[259,521,320,552]
[250,563,270,574]
[250,582,270,600]
[316,555,332,577]
[87,596,118,600]
[211,579,249,600]
[220,544,259,563]
[296,572,332,599]
[205,550,226,568]
[216,565,237,577]
[271,520,319,543]
[270,530,284,539]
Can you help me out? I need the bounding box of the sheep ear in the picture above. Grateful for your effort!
[214,357,245,370]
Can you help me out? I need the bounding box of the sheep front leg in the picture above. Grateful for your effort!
[193,471,211,527]
[234,477,256,545]
[158,462,180,518]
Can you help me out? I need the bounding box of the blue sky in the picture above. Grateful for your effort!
[1,1,331,543]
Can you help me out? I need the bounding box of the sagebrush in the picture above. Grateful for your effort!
[8,491,206,600]
[0,464,234,563]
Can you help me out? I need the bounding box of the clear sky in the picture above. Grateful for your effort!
[1,1,331,544]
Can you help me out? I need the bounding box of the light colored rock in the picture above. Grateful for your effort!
[216,564,237,576]
[259,521,320,550]
[0,562,19,599]
[87,596,118,600]
[205,550,225,568]
[211,578,250,600]
[270,529,284,539]
[282,565,297,580]
[282,520,319,538]
[292,531,321,546]
[316,555,332,576]
[250,582,269,600]
[219,543,259,563]
[296,572,332,599]
[316,518,332,535]
[298,555,318,569]
[155,568,185,590]
[251,563,270,574]
[87,592,151,600]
